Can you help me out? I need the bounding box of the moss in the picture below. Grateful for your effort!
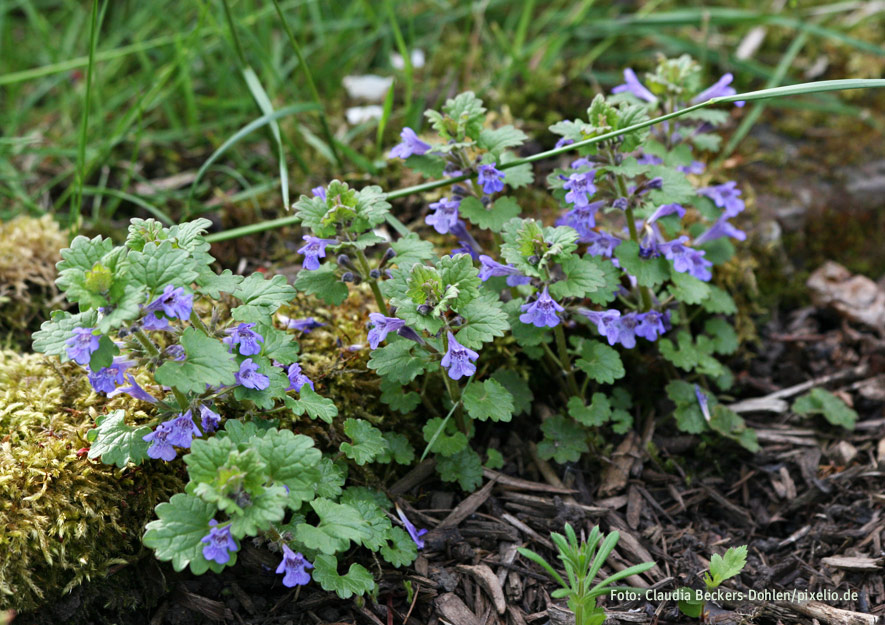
[0,215,67,343]
[0,351,183,613]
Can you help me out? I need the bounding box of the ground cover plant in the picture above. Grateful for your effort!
[4,2,885,625]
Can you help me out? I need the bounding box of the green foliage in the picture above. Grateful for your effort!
[154,327,239,394]
[312,555,377,599]
[143,493,219,574]
[574,339,625,385]
[792,388,858,429]
[460,196,522,232]
[538,416,589,463]
[462,379,514,422]
[437,447,484,491]
[86,410,151,468]
[340,419,388,465]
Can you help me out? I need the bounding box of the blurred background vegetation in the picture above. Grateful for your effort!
[0,0,883,240]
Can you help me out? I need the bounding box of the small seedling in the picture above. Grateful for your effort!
[518,524,655,625]
[678,545,748,618]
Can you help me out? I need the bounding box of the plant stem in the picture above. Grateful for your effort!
[439,372,466,434]
[189,310,210,334]
[354,246,389,315]
[134,329,188,411]
[553,324,581,398]
[612,165,653,312]
[170,388,190,412]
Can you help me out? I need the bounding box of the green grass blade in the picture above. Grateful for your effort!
[376,76,396,152]
[82,186,174,225]
[71,0,102,231]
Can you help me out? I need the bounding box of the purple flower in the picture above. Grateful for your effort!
[563,170,597,207]
[616,313,640,349]
[367,313,406,349]
[571,157,594,170]
[276,545,313,587]
[636,153,663,166]
[646,203,686,224]
[477,255,531,286]
[584,231,621,258]
[286,363,314,392]
[579,309,622,346]
[659,236,713,282]
[142,311,170,331]
[396,505,428,550]
[201,520,238,565]
[283,316,326,333]
[223,322,264,356]
[692,73,745,107]
[147,285,193,321]
[449,221,482,261]
[88,358,130,393]
[695,385,712,422]
[199,404,222,433]
[519,288,565,328]
[236,358,270,390]
[143,422,177,461]
[166,344,186,361]
[166,410,201,448]
[560,200,604,241]
[635,310,667,341]
[107,373,158,403]
[611,68,658,104]
[554,137,574,149]
[311,186,327,200]
[677,161,706,175]
[425,197,460,234]
[698,181,745,217]
[477,163,505,194]
[694,214,746,246]
[389,127,431,160]
[298,236,337,271]
[441,332,479,381]
[65,327,100,365]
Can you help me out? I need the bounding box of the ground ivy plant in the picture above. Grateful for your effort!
[32,218,426,597]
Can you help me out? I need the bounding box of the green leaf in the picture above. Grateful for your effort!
[478,125,528,156]
[550,255,606,299]
[463,379,514,422]
[32,309,99,359]
[312,458,346,499]
[456,291,509,349]
[232,272,297,318]
[537,415,588,464]
[704,318,739,355]
[97,284,147,334]
[667,380,706,434]
[792,388,857,429]
[143,493,219,574]
[312,555,376,599]
[575,340,625,385]
[422,417,468,457]
[707,545,747,587]
[380,527,418,568]
[128,241,198,290]
[460,196,521,232]
[197,269,244,299]
[647,166,695,205]
[379,378,421,414]
[701,285,737,314]
[678,593,705,618]
[377,432,415,465]
[391,233,435,271]
[367,340,433,385]
[288,386,339,423]
[485,448,504,469]
[586,257,621,305]
[659,331,726,377]
[491,369,533,416]
[438,253,481,312]
[255,323,301,364]
[615,241,670,287]
[155,327,238,394]
[88,334,119,372]
[668,269,711,305]
[404,153,446,178]
[295,499,371,554]
[568,393,610,427]
[56,234,114,282]
[126,218,167,251]
[86,410,151,468]
[340,418,388,465]
[709,405,759,452]
[501,160,534,189]
[437,447,484,491]
[252,429,321,508]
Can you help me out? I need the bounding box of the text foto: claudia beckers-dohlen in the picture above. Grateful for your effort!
[611,589,860,602]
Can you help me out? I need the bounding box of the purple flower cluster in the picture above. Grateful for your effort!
[477,163,505,194]
[88,357,131,393]
[235,358,270,390]
[579,309,668,348]
[143,410,201,461]
[425,197,460,234]
[519,288,565,328]
[285,362,314,392]
[298,236,337,271]
[223,322,264,356]
[389,128,431,160]
[441,332,478,380]
[143,285,193,330]
[276,545,313,587]
[560,200,604,241]
[478,255,530,286]
[201,520,238,565]
[659,237,713,282]
[563,170,597,207]
[66,327,100,365]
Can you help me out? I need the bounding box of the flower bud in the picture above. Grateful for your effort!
[613,197,629,211]
[528,255,540,265]
[337,254,355,269]
[396,326,425,345]
[417,304,431,315]
[341,272,355,282]
[369,269,381,280]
